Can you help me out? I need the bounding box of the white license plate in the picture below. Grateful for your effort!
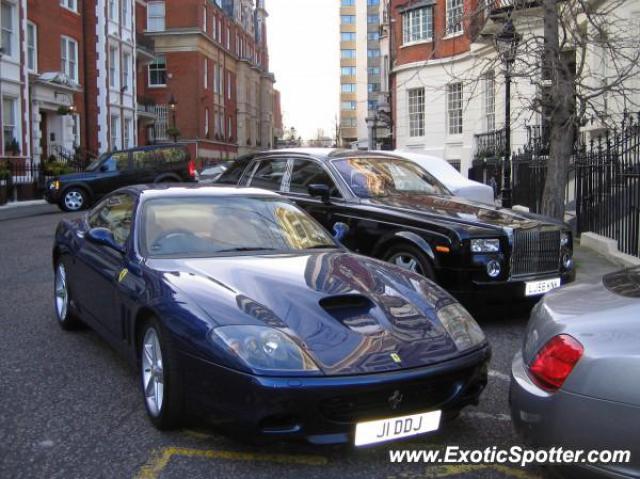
[525,278,561,296]
[354,410,441,446]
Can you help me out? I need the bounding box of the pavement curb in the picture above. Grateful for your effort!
[0,199,47,210]
[580,232,640,268]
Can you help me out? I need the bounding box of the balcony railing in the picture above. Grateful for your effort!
[136,33,155,56]
[474,128,507,160]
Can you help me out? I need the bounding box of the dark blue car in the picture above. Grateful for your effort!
[52,185,490,446]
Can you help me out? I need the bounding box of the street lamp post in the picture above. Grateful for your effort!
[365,116,377,151]
[494,19,520,209]
[168,95,178,143]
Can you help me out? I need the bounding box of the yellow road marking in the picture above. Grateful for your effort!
[135,447,328,479]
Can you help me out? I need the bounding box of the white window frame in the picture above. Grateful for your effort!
[122,51,131,92]
[227,71,232,99]
[109,44,120,89]
[124,117,133,148]
[59,0,78,13]
[2,96,19,152]
[447,82,463,135]
[1,1,17,60]
[122,0,131,28]
[203,58,208,89]
[148,55,167,87]
[147,1,165,32]
[61,36,79,82]
[27,21,38,72]
[203,6,207,32]
[402,7,432,45]
[408,88,425,137]
[204,108,210,137]
[484,71,495,132]
[446,0,464,36]
[109,0,119,23]
[110,114,121,150]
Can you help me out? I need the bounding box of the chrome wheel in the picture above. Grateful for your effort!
[54,264,69,321]
[142,328,164,417]
[64,190,84,211]
[390,253,424,275]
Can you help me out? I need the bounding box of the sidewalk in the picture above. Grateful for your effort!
[573,244,620,284]
[0,200,58,222]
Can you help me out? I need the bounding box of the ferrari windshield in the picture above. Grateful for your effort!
[332,157,450,198]
[141,196,337,257]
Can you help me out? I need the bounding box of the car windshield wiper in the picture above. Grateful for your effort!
[215,247,278,253]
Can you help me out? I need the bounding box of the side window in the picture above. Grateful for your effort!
[217,156,254,185]
[102,152,130,172]
[289,159,341,197]
[163,147,187,164]
[247,159,288,191]
[88,194,135,246]
[132,151,150,170]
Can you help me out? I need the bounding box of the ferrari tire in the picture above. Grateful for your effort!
[140,317,183,430]
[54,261,80,330]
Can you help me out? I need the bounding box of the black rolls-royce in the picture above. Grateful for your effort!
[217,149,575,305]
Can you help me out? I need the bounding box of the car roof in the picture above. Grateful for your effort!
[255,147,406,162]
[120,184,281,199]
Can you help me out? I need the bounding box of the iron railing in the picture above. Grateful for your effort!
[473,128,507,160]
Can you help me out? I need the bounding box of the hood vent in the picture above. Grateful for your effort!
[319,295,383,336]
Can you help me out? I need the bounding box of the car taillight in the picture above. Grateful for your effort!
[188,160,196,178]
[529,334,583,392]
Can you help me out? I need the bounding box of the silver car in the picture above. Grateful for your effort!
[510,266,640,478]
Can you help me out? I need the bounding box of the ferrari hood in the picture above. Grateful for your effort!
[154,251,466,375]
[365,193,560,231]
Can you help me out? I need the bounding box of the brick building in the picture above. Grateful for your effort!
[0,0,281,176]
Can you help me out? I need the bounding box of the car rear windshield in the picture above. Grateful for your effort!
[332,157,450,198]
[141,196,337,257]
[603,267,640,298]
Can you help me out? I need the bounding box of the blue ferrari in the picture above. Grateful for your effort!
[52,185,490,446]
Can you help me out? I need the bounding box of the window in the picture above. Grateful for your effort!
[227,71,232,99]
[110,115,121,150]
[484,71,495,132]
[203,59,208,89]
[226,28,230,49]
[341,83,356,93]
[367,14,379,24]
[408,88,425,137]
[340,15,355,24]
[367,48,380,57]
[213,15,218,39]
[341,49,356,59]
[367,0,379,5]
[214,64,222,94]
[148,56,166,86]
[109,0,118,22]
[123,0,130,26]
[447,82,463,135]
[341,32,356,42]
[60,0,78,12]
[147,1,165,31]
[88,194,135,246]
[341,0,354,5]
[61,36,79,82]
[204,108,210,137]
[446,0,464,35]
[368,100,378,111]
[2,97,17,149]
[203,6,207,32]
[248,159,288,191]
[368,66,380,76]
[341,66,356,76]
[124,118,133,148]
[367,32,379,41]
[1,1,15,58]
[227,116,232,139]
[403,7,432,44]
[289,160,341,197]
[27,22,38,72]
[123,52,131,91]
[368,83,380,92]
[341,101,356,110]
[109,45,119,89]
[341,117,357,127]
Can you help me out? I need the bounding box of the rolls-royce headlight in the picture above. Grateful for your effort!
[437,303,486,352]
[560,232,570,247]
[470,239,500,253]
[210,325,319,373]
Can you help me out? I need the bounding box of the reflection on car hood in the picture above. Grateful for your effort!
[365,194,560,230]
[155,251,467,375]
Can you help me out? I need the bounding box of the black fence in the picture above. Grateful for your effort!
[576,115,640,258]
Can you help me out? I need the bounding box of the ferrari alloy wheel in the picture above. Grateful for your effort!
[139,319,182,429]
[61,189,87,212]
[385,244,435,280]
[54,262,78,330]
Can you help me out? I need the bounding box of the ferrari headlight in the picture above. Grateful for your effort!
[437,303,486,352]
[210,325,319,373]
[470,239,500,253]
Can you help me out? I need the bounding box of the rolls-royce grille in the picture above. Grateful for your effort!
[511,229,561,277]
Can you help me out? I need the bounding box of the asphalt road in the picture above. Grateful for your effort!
[0,208,617,479]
